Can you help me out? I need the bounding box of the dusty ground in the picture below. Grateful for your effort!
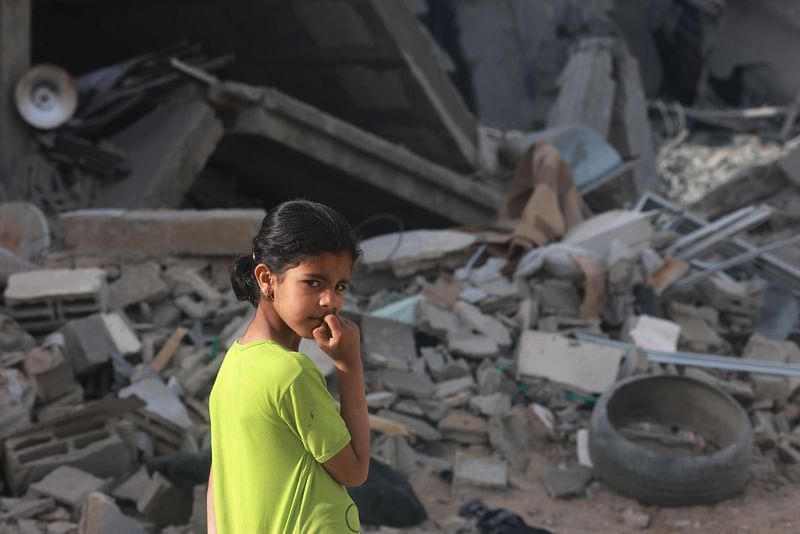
[371,443,800,533]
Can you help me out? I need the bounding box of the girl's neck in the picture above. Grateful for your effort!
[239,303,301,352]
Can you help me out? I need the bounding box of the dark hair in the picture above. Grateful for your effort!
[231,200,361,307]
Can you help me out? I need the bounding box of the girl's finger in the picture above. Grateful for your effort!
[312,323,331,345]
[323,314,342,339]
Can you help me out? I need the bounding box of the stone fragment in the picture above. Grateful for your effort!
[622,506,651,529]
[751,374,790,406]
[438,411,488,444]
[625,315,681,352]
[434,375,474,399]
[543,465,592,499]
[2,497,56,520]
[417,299,465,341]
[30,467,105,510]
[0,313,36,352]
[111,466,151,503]
[469,393,511,417]
[108,262,168,309]
[744,333,800,363]
[99,313,142,357]
[380,369,436,399]
[78,492,143,534]
[453,301,511,347]
[701,277,764,318]
[377,410,442,441]
[453,451,507,489]
[119,378,193,428]
[673,316,727,354]
[421,346,470,381]
[23,346,78,403]
[534,280,582,318]
[365,391,397,410]
[361,315,418,362]
[448,334,498,359]
[136,471,192,526]
[372,435,418,476]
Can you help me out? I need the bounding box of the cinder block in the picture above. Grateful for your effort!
[23,346,79,404]
[123,409,187,455]
[60,315,117,376]
[3,415,134,496]
[3,269,107,333]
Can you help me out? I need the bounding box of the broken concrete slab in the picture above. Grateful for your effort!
[108,262,168,310]
[79,492,143,534]
[534,279,583,318]
[438,411,489,444]
[673,316,728,354]
[376,410,442,441]
[448,334,499,360]
[701,277,765,319]
[371,435,418,477]
[744,333,800,364]
[93,99,223,209]
[421,346,470,382]
[562,209,655,257]
[625,315,681,352]
[543,465,593,499]
[380,369,436,399]
[453,451,507,490]
[0,313,36,352]
[453,301,511,348]
[434,375,474,400]
[469,393,511,417]
[751,374,790,406]
[361,315,418,363]
[516,331,624,393]
[359,230,477,278]
[30,466,106,510]
[61,209,266,258]
[111,466,151,504]
[4,269,107,332]
[119,378,192,429]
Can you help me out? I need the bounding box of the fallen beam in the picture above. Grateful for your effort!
[227,86,502,224]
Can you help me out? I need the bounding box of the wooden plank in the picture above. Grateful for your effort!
[150,326,189,373]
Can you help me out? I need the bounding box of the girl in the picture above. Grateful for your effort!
[207,200,369,533]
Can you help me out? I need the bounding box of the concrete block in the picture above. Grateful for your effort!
[60,315,116,376]
[453,301,511,347]
[121,409,187,456]
[365,391,396,410]
[515,331,624,393]
[30,466,105,510]
[62,209,266,258]
[361,315,418,362]
[453,451,507,489]
[111,466,151,503]
[438,411,488,444]
[119,378,192,429]
[543,465,593,499]
[99,313,141,357]
[23,346,78,403]
[136,472,193,527]
[79,492,143,534]
[380,369,435,399]
[3,416,133,496]
[447,334,498,360]
[371,435,418,476]
[3,269,107,332]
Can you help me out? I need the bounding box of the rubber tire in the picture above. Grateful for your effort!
[589,374,752,506]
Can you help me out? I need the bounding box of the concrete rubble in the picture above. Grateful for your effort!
[0,1,799,532]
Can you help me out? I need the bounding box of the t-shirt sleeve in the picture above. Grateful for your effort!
[279,367,352,464]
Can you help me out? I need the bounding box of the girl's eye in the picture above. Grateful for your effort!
[305,280,320,288]
[335,284,348,292]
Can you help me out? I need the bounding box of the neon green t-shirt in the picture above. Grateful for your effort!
[209,340,360,533]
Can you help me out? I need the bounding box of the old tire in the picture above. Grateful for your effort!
[589,374,752,506]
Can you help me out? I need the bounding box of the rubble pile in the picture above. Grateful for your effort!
[0,163,798,531]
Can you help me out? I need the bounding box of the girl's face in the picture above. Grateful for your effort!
[270,252,353,339]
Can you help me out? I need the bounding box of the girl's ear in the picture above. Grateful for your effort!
[253,263,274,300]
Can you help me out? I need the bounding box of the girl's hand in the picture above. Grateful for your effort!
[312,313,361,370]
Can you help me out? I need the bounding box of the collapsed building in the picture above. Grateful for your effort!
[1,0,800,533]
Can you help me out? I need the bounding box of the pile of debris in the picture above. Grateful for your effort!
[0,140,799,532]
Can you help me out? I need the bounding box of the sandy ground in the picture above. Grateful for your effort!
[368,443,800,534]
